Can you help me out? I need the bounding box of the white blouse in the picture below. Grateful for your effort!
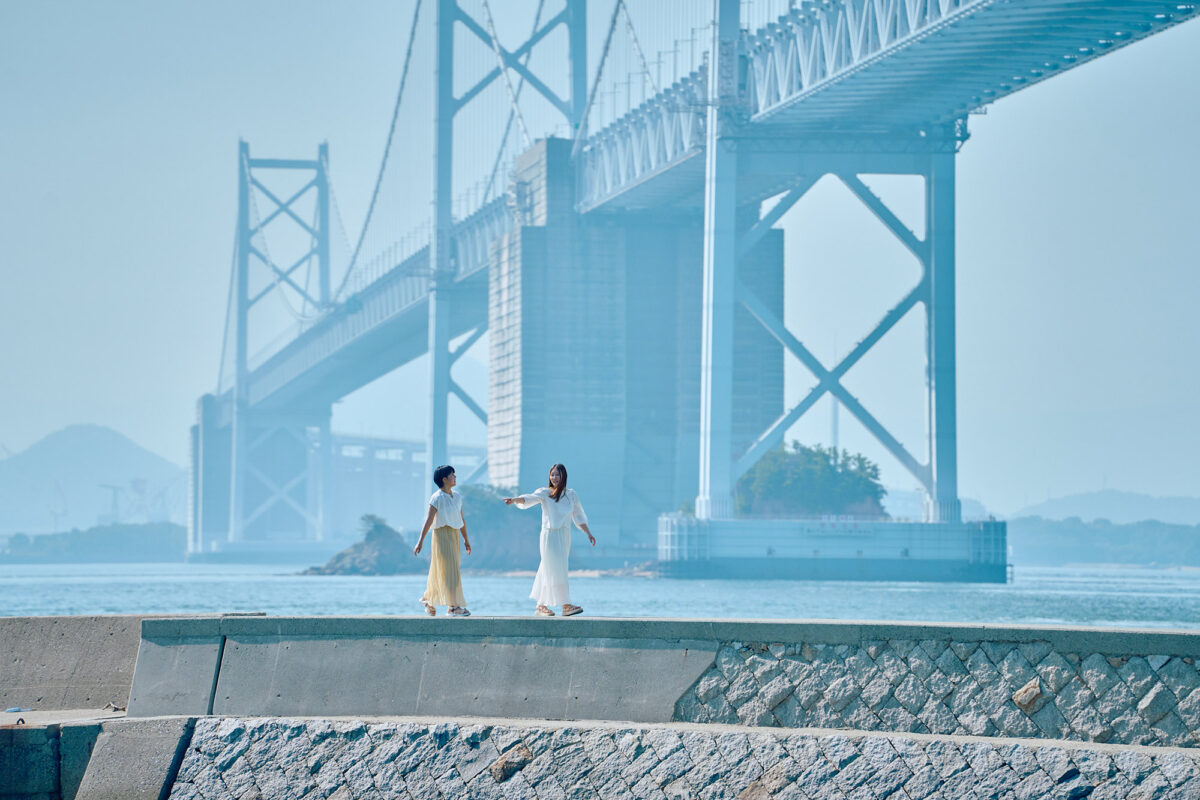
[515,487,589,530]
[428,489,464,529]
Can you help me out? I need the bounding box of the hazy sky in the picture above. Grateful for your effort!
[2,1,1197,515]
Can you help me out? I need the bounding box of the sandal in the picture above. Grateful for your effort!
[562,604,583,617]
[535,605,555,617]
[449,606,471,617]
[420,600,436,616]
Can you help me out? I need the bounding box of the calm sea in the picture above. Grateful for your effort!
[0,563,1197,629]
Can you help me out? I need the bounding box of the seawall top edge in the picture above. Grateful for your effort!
[137,615,1200,654]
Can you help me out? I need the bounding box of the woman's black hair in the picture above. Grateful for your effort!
[433,465,455,489]
[548,463,568,502]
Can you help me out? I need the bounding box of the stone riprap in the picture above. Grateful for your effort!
[169,717,1200,800]
[675,640,1200,749]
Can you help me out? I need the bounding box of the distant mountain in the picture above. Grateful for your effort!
[1012,490,1200,526]
[0,425,186,535]
[1007,516,1200,566]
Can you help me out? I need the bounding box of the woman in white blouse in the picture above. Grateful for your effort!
[413,464,472,616]
[504,463,595,616]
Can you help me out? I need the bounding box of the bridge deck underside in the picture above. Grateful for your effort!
[229,264,487,416]
[755,0,1199,130]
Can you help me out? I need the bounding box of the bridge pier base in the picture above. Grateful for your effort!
[191,400,333,554]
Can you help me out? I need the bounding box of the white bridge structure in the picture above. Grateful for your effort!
[189,0,1197,562]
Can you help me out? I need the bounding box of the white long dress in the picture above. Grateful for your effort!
[514,487,589,606]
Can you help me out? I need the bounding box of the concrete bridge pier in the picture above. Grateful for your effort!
[487,137,783,549]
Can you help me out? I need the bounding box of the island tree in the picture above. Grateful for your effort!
[736,442,888,519]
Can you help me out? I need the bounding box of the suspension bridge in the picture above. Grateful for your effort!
[188,0,1198,569]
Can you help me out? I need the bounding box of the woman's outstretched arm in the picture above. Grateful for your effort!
[503,492,542,509]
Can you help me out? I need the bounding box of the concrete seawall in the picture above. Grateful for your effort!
[128,617,718,721]
[0,615,148,712]
[0,615,188,800]
[8,614,1200,798]
[131,616,1200,749]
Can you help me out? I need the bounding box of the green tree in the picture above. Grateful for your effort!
[736,441,888,519]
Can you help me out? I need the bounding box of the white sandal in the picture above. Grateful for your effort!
[535,605,555,617]
[449,606,471,617]
[420,599,436,616]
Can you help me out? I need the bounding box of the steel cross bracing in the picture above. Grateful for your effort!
[233,196,510,414]
[733,160,960,517]
[226,142,333,543]
[425,0,586,472]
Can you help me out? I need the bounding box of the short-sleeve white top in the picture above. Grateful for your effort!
[514,487,589,530]
[428,489,464,529]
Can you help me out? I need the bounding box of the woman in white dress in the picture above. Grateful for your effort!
[413,465,472,617]
[504,463,595,616]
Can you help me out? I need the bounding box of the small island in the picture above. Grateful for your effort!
[303,515,424,575]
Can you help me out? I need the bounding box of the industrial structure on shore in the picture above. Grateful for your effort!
[188,0,1196,579]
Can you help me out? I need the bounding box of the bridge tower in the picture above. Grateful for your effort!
[190,142,336,552]
[426,0,589,471]
[694,0,963,523]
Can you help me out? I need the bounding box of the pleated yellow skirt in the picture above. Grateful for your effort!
[422,526,465,607]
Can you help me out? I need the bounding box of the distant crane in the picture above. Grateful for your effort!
[47,480,67,533]
[125,478,149,522]
[97,483,124,526]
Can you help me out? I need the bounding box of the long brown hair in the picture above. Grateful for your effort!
[548,463,568,502]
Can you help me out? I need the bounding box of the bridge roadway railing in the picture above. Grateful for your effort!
[744,0,990,122]
[745,0,1198,129]
[234,196,511,412]
[576,68,708,213]
[577,0,1199,212]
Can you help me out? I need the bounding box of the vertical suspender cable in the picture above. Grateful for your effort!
[337,0,425,301]
[483,0,546,201]
[571,0,625,158]
[480,0,533,149]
